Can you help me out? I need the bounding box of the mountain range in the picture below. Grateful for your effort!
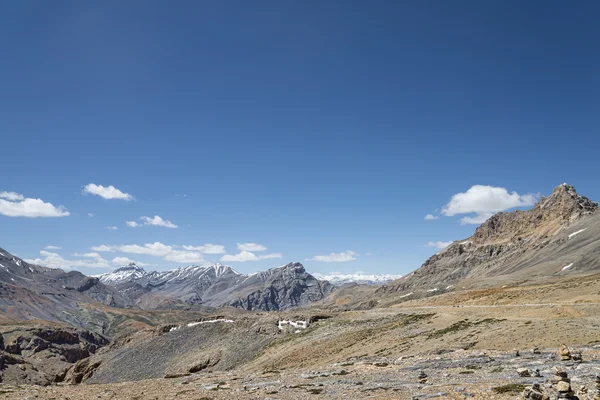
[98,262,334,311]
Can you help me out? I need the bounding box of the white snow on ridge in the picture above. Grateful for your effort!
[187,319,234,327]
[426,288,439,292]
[561,263,574,271]
[314,273,402,286]
[568,229,587,239]
[0,263,8,271]
[398,292,413,298]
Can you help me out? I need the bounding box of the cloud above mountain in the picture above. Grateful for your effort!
[425,241,453,249]
[306,251,357,262]
[220,251,282,262]
[82,184,134,201]
[442,185,537,224]
[0,192,70,218]
[237,243,267,252]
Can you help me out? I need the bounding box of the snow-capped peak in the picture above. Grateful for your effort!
[99,263,148,285]
[313,272,402,286]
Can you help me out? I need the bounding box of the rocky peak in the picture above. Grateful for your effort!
[280,262,305,273]
[114,263,145,273]
[471,183,597,245]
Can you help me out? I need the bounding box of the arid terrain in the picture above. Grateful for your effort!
[3,274,600,399]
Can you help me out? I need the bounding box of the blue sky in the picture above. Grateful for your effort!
[1,1,598,276]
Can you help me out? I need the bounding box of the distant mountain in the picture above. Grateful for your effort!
[379,183,600,299]
[99,261,334,311]
[0,247,130,329]
[314,273,402,286]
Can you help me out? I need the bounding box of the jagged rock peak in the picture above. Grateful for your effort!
[279,262,306,273]
[472,183,596,245]
[113,263,146,273]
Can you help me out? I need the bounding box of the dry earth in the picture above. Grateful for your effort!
[3,275,600,399]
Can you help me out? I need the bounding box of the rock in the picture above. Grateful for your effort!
[558,344,572,361]
[557,381,571,392]
[418,371,428,384]
[522,383,547,400]
[518,368,532,377]
[532,345,541,355]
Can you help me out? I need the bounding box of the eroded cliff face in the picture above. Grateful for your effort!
[380,184,599,296]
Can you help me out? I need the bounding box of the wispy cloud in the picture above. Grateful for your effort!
[126,216,178,228]
[425,241,453,249]
[111,257,148,266]
[424,214,439,220]
[44,245,62,250]
[107,226,118,230]
[26,250,109,270]
[237,243,266,252]
[220,251,282,262]
[306,251,357,262]
[182,244,226,254]
[82,184,133,201]
[140,215,178,228]
[0,191,69,218]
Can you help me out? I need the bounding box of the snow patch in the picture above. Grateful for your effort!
[187,319,233,327]
[561,263,574,271]
[426,288,439,292]
[0,263,8,271]
[398,292,413,298]
[169,326,181,332]
[568,229,587,239]
[445,285,454,290]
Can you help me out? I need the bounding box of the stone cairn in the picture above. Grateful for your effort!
[533,345,541,355]
[417,371,428,384]
[522,383,549,400]
[559,344,572,361]
[551,369,579,399]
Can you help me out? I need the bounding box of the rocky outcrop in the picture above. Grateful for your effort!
[0,326,108,385]
[225,263,335,311]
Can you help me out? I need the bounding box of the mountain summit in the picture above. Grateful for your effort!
[381,183,600,297]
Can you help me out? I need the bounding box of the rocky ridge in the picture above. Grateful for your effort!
[99,261,334,311]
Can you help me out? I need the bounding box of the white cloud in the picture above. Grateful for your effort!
[306,251,357,262]
[126,221,139,227]
[25,250,109,270]
[44,245,62,250]
[117,242,174,257]
[111,257,147,266]
[0,192,25,201]
[107,226,118,230]
[82,184,133,201]
[426,241,453,249]
[220,251,282,262]
[140,215,178,228]
[0,192,70,218]
[365,252,373,256]
[182,244,226,254]
[73,252,104,259]
[424,214,439,220]
[237,243,267,252]
[164,251,209,264]
[441,185,537,225]
[88,213,94,217]
[90,245,115,252]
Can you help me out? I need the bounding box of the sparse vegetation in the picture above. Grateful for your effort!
[492,384,527,394]
[427,318,505,339]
